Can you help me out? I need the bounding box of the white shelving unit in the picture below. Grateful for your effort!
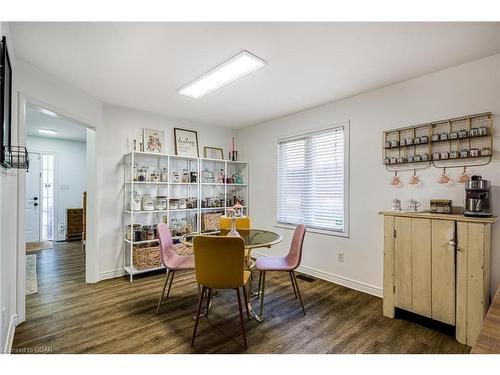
[123,151,249,281]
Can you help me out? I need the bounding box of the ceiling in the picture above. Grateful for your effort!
[11,22,500,129]
[26,104,88,142]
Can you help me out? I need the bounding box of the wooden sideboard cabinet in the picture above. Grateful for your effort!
[379,211,497,346]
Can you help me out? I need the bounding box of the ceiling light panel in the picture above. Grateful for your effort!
[38,129,58,135]
[178,50,266,99]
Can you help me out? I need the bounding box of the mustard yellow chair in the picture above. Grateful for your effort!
[191,235,250,349]
[219,216,251,230]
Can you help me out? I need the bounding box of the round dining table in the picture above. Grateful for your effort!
[180,228,283,249]
[180,228,283,322]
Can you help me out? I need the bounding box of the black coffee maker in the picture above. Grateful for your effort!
[464,175,492,217]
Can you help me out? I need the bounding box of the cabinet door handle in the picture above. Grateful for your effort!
[448,240,456,247]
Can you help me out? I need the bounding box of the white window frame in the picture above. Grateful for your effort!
[274,121,350,237]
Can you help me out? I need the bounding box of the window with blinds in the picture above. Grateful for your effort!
[276,125,348,234]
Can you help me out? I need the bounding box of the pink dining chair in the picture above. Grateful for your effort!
[255,224,306,319]
[155,222,195,314]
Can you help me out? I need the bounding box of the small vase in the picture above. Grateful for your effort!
[227,217,240,237]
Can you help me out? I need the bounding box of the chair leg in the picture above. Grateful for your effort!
[289,271,298,299]
[155,269,172,315]
[205,288,213,319]
[236,288,248,350]
[165,270,175,300]
[259,271,266,317]
[242,285,250,320]
[291,271,306,315]
[191,286,206,347]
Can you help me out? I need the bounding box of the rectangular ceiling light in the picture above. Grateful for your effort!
[178,50,266,99]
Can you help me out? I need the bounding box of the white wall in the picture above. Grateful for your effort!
[238,54,500,297]
[98,104,236,278]
[0,21,18,351]
[26,136,87,241]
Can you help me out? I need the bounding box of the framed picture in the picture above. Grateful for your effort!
[174,128,199,157]
[143,128,165,153]
[204,146,224,160]
[1,36,12,167]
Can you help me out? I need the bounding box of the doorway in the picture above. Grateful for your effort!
[25,152,56,246]
[24,103,89,300]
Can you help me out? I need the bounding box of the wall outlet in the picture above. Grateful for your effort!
[338,252,344,263]
[59,223,65,232]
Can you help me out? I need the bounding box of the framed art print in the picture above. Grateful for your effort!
[174,128,199,157]
[143,128,165,153]
[203,146,224,160]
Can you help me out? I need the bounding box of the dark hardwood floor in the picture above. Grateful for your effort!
[13,241,470,354]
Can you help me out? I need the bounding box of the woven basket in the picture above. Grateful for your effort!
[133,245,162,270]
[132,243,193,270]
[202,212,223,231]
[174,243,193,256]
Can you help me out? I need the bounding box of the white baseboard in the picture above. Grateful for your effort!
[100,268,125,281]
[252,251,383,298]
[98,257,383,299]
[3,314,18,354]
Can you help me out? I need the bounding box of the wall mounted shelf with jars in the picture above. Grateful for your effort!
[123,151,249,281]
[382,112,493,172]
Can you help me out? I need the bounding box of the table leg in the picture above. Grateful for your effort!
[246,301,264,323]
[246,271,265,323]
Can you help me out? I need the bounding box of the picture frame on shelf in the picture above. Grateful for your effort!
[174,127,199,157]
[203,146,224,160]
[143,128,165,153]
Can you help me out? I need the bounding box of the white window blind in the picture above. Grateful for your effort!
[276,125,347,234]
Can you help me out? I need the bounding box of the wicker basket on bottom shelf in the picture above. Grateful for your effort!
[133,245,162,270]
[132,243,194,270]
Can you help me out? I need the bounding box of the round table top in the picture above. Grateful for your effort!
[180,229,283,249]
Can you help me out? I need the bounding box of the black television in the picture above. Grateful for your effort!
[0,35,12,167]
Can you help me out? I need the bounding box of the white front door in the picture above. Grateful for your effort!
[25,153,41,243]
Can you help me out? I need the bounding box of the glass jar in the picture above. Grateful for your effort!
[170,218,179,236]
[180,218,188,234]
[150,168,160,182]
[155,196,167,210]
[128,190,142,211]
[160,167,168,182]
[171,170,180,183]
[137,166,148,182]
[142,225,155,241]
[181,169,190,183]
[186,198,197,209]
[169,199,179,210]
[217,169,225,184]
[190,172,197,183]
[202,168,215,183]
[235,170,244,184]
[178,198,187,209]
[125,224,141,241]
[142,193,155,211]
